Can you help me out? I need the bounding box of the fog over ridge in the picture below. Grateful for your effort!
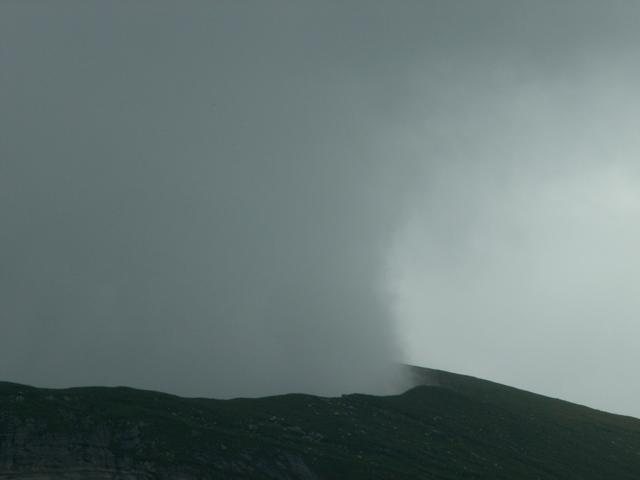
[388,53,640,417]
[3,1,640,416]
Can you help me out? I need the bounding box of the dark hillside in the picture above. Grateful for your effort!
[1,367,639,479]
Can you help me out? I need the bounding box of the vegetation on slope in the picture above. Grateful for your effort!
[1,367,639,479]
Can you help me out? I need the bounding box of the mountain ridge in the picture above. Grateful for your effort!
[1,366,639,479]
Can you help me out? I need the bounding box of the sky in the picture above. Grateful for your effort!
[2,1,640,417]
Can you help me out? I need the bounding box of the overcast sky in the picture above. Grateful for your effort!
[2,1,640,417]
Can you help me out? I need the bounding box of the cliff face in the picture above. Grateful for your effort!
[2,368,640,479]
[1,412,143,479]
[0,418,318,480]
[0,411,317,480]
[0,385,318,480]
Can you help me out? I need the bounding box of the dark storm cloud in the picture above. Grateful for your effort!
[1,0,420,397]
[3,1,640,414]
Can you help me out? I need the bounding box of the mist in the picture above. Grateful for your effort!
[384,8,640,416]
[1,1,414,397]
[3,1,640,415]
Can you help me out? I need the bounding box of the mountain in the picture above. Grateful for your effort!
[1,366,639,479]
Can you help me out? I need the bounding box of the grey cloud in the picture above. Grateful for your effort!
[3,1,640,417]
[1,1,414,397]
[388,50,640,417]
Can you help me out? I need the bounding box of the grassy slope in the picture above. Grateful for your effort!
[1,367,639,479]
